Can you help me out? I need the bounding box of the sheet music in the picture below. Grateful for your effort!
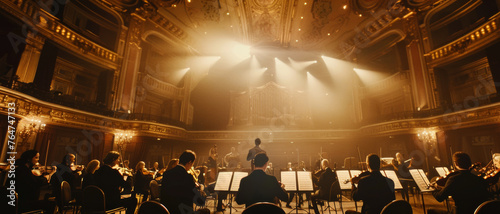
[383,170,403,190]
[214,171,233,191]
[435,167,449,177]
[409,169,434,192]
[297,171,314,191]
[230,172,248,192]
[281,171,297,191]
[336,170,351,190]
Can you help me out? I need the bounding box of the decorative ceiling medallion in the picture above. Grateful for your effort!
[254,0,279,8]
[351,0,386,14]
[401,0,432,9]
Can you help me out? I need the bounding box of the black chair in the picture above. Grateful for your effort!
[242,202,285,214]
[136,201,169,214]
[13,192,45,214]
[380,200,413,214]
[319,180,343,214]
[474,200,500,214]
[81,185,127,214]
[149,180,160,201]
[59,181,78,214]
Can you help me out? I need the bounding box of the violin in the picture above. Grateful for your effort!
[434,162,481,187]
[350,171,370,185]
[483,168,500,184]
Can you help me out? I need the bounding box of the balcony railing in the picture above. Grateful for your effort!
[2,0,119,66]
[426,13,499,63]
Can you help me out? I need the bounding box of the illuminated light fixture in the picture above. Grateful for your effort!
[172,4,176,7]
[359,14,362,17]
[291,141,294,144]
[231,42,251,59]
[204,32,207,35]
[298,28,301,31]
[301,16,304,19]
[187,0,191,2]
[296,40,299,42]
[18,117,46,144]
[304,2,307,5]
[115,130,134,155]
[230,25,233,28]
[327,33,331,36]
[343,5,347,10]
[157,138,160,140]
[227,12,230,15]
[313,60,318,63]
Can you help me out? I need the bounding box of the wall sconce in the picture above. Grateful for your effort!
[115,130,134,155]
[18,117,46,145]
[417,128,437,171]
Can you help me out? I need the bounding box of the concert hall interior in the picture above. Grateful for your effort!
[1,0,500,213]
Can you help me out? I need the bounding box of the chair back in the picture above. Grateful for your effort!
[149,180,160,200]
[61,181,72,205]
[242,202,285,214]
[328,180,342,202]
[137,201,169,214]
[82,185,106,213]
[380,200,412,214]
[474,200,500,214]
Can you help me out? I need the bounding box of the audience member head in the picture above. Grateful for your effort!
[254,152,269,169]
[167,158,179,171]
[366,153,381,172]
[179,150,196,169]
[123,160,130,168]
[321,159,330,170]
[255,138,261,146]
[17,149,39,167]
[135,161,146,172]
[86,159,100,174]
[103,151,121,166]
[61,153,76,166]
[453,152,472,170]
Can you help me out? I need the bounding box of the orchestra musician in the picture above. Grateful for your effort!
[349,154,395,214]
[94,151,137,214]
[51,153,83,206]
[236,152,288,207]
[246,138,265,170]
[428,152,491,214]
[223,147,240,168]
[391,152,411,201]
[487,154,500,196]
[133,161,153,200]
[206,145,218,183]
[11,150,56,214]
[311,159,339,214]
[161,150,205,214]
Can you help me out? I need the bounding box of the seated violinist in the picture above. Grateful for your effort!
[94,151,137,214]
[161,150,205,214]
[51,153,82,205]
[487,154,500,196]
[429,152,491,214]
[10,150,56,214]
[349,154,395,214]
[311,159,339,214]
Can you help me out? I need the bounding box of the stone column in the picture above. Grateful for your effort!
[15,32,45,83]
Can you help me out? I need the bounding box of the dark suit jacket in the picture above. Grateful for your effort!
[94,164,130,208]
[352,171,395,214]
[432,170,490,214]
[161,165,203,214]
[246,146,265,161]
[235,169,288,207]
[317,167,339,199]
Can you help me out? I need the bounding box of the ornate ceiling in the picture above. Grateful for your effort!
[148,0,437,57]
